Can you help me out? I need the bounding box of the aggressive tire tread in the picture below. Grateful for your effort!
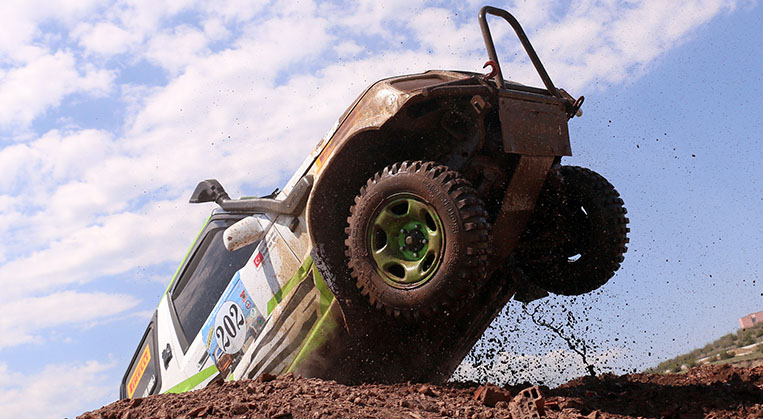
[518,165,629,295]
[344,160,491,319]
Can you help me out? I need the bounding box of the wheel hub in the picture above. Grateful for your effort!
[403,228,426,252]
[367,194,444,288]
[400,225,427,255]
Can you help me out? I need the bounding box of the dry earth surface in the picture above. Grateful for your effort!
[79,364,762,419]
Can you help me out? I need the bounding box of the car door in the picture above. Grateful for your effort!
[154,213,260,392]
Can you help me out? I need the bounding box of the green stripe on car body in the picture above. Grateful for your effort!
[164,365,218,394]
[267,256,315,315]
[286,299,340,374]
[313,264,333,315]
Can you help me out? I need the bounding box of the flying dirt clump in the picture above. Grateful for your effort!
[80,364,763,418]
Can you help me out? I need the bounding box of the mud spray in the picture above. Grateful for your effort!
[521,303,597,377]
[453,293,608,386]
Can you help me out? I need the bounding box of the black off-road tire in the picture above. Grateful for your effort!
[518,165,629,296]
[345,161,491,319]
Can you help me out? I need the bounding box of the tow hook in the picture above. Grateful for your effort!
[558,88,584,118]
[482,60,498,81]
[569,95,585,118]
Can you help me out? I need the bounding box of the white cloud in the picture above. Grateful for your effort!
[0,52,114,127]
[0,360,115,419]
[199,0,269,23]
[101,0,196,38]
[74,21,135,56]
[506,0,557,28]
[0,0,206,131]
[528,0,741,90]
[0,291,139,349]
[332,0,423,40]
[334,40,363,58]
[201,17,231,41]
[0,198,208,301]
[0,129,119,256]
[0,129,114,190]
[0,0,105,61]
[407,6,483,58]
[144,25,211,74]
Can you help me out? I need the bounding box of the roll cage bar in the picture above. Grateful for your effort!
[478,6,561,98]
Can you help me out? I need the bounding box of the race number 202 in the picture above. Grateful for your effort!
[214,301,246,354]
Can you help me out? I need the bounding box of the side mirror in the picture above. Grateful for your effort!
[190,179,230,204]
[223,216,267,251]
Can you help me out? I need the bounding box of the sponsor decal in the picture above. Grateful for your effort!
[127,345,151,398]
[214,301,246,354]
[141,375,156,398]
[201,273,266,373]
[205,324,215,349]
[252,230,277,270]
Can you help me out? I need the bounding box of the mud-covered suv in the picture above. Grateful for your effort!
[122,6,628,398]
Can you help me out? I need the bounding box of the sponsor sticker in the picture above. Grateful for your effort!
[253,252,263,268]
[252,231,276,270]
[201,273,265,371]
[127,345,151,398]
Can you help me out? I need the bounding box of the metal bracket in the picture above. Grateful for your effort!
[470,95,491,114]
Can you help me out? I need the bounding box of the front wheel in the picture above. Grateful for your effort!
[345,161,490,319]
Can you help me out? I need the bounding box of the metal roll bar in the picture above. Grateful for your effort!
[478,6,562,99]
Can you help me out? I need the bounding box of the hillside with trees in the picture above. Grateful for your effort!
[648,321,763,373]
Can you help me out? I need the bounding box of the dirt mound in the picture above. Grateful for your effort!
[80,364,763,419]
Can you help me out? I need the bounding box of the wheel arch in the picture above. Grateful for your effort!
[307,104,482,306]
[307,128,425,305]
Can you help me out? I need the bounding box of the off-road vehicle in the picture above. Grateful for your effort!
[121,6,628,399]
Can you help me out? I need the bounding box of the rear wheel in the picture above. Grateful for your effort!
[518,165,629,295]
[345,161,490,319]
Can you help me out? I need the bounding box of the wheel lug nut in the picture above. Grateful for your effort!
[399,246,404,251]
[413,252,418,258]
[400,229,405,234]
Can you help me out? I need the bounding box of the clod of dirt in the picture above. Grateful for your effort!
[473,383,512,407]
[80,365,763,419]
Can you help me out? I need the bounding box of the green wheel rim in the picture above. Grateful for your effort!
[367,193,444,288]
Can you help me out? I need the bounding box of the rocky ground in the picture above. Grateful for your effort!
[80,364,762,419]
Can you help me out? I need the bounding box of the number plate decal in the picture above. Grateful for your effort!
[214,301,246,354]
[201,272,266,374]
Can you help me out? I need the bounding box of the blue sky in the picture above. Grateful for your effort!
[0,1,761,417]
